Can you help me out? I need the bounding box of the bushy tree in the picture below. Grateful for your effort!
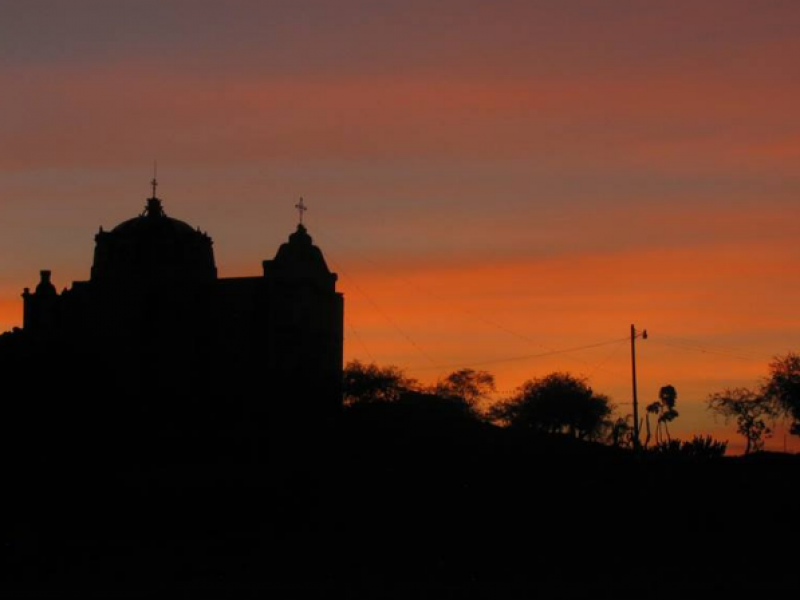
[707,387,778,454]
[434,368,495,415]
[489,372,612,441]
[343,360,415,406]
[763,352,800,436]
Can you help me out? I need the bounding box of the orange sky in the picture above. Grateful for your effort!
[2,0,800,453]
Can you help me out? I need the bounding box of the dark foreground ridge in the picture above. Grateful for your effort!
[2,194,799,596]
[3,397,800,597]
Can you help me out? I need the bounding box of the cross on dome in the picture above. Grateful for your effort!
[295,197,307,225]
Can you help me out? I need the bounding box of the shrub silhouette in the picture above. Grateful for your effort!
[681,435,728,458]
[650,435,727,459]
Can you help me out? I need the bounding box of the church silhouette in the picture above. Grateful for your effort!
[1,187,343,453]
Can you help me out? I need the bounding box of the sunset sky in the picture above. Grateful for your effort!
[2,0,800,452]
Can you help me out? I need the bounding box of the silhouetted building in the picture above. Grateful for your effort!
[4,192,343,438]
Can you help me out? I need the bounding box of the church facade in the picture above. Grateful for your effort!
[6,191,344,431]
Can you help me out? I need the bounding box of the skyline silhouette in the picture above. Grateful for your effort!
[3,0,800,450]
[3,189,344,426]
[2,183,797,453]
[3,4,800,594]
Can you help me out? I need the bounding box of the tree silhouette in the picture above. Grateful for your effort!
[434,368,495,415]
[763,352,800,437]
[342,360,415,406]
[707,388,778,454]
[610,415,634,449]
[645,385,679,447]
[489,372,612,441]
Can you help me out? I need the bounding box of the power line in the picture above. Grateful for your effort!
[587,338,629,379]
[315,229,612,373]
[315,227,779,381]
[326,256,440,367]
[345,319,376,363]
[405,337,628,373]
[649,339,763,362]
[320,230,638,378]
[656,334,772,361]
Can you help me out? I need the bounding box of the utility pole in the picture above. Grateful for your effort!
[630,324,647,450]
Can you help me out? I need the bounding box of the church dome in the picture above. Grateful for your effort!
[262,224,337,291]
[112,198,198,236]
[91,197,217,284]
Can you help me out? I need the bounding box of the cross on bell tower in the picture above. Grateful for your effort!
[295,197,307,226]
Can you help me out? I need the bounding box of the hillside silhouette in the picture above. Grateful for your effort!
[4,386,800,596]
[2,195,800,596]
